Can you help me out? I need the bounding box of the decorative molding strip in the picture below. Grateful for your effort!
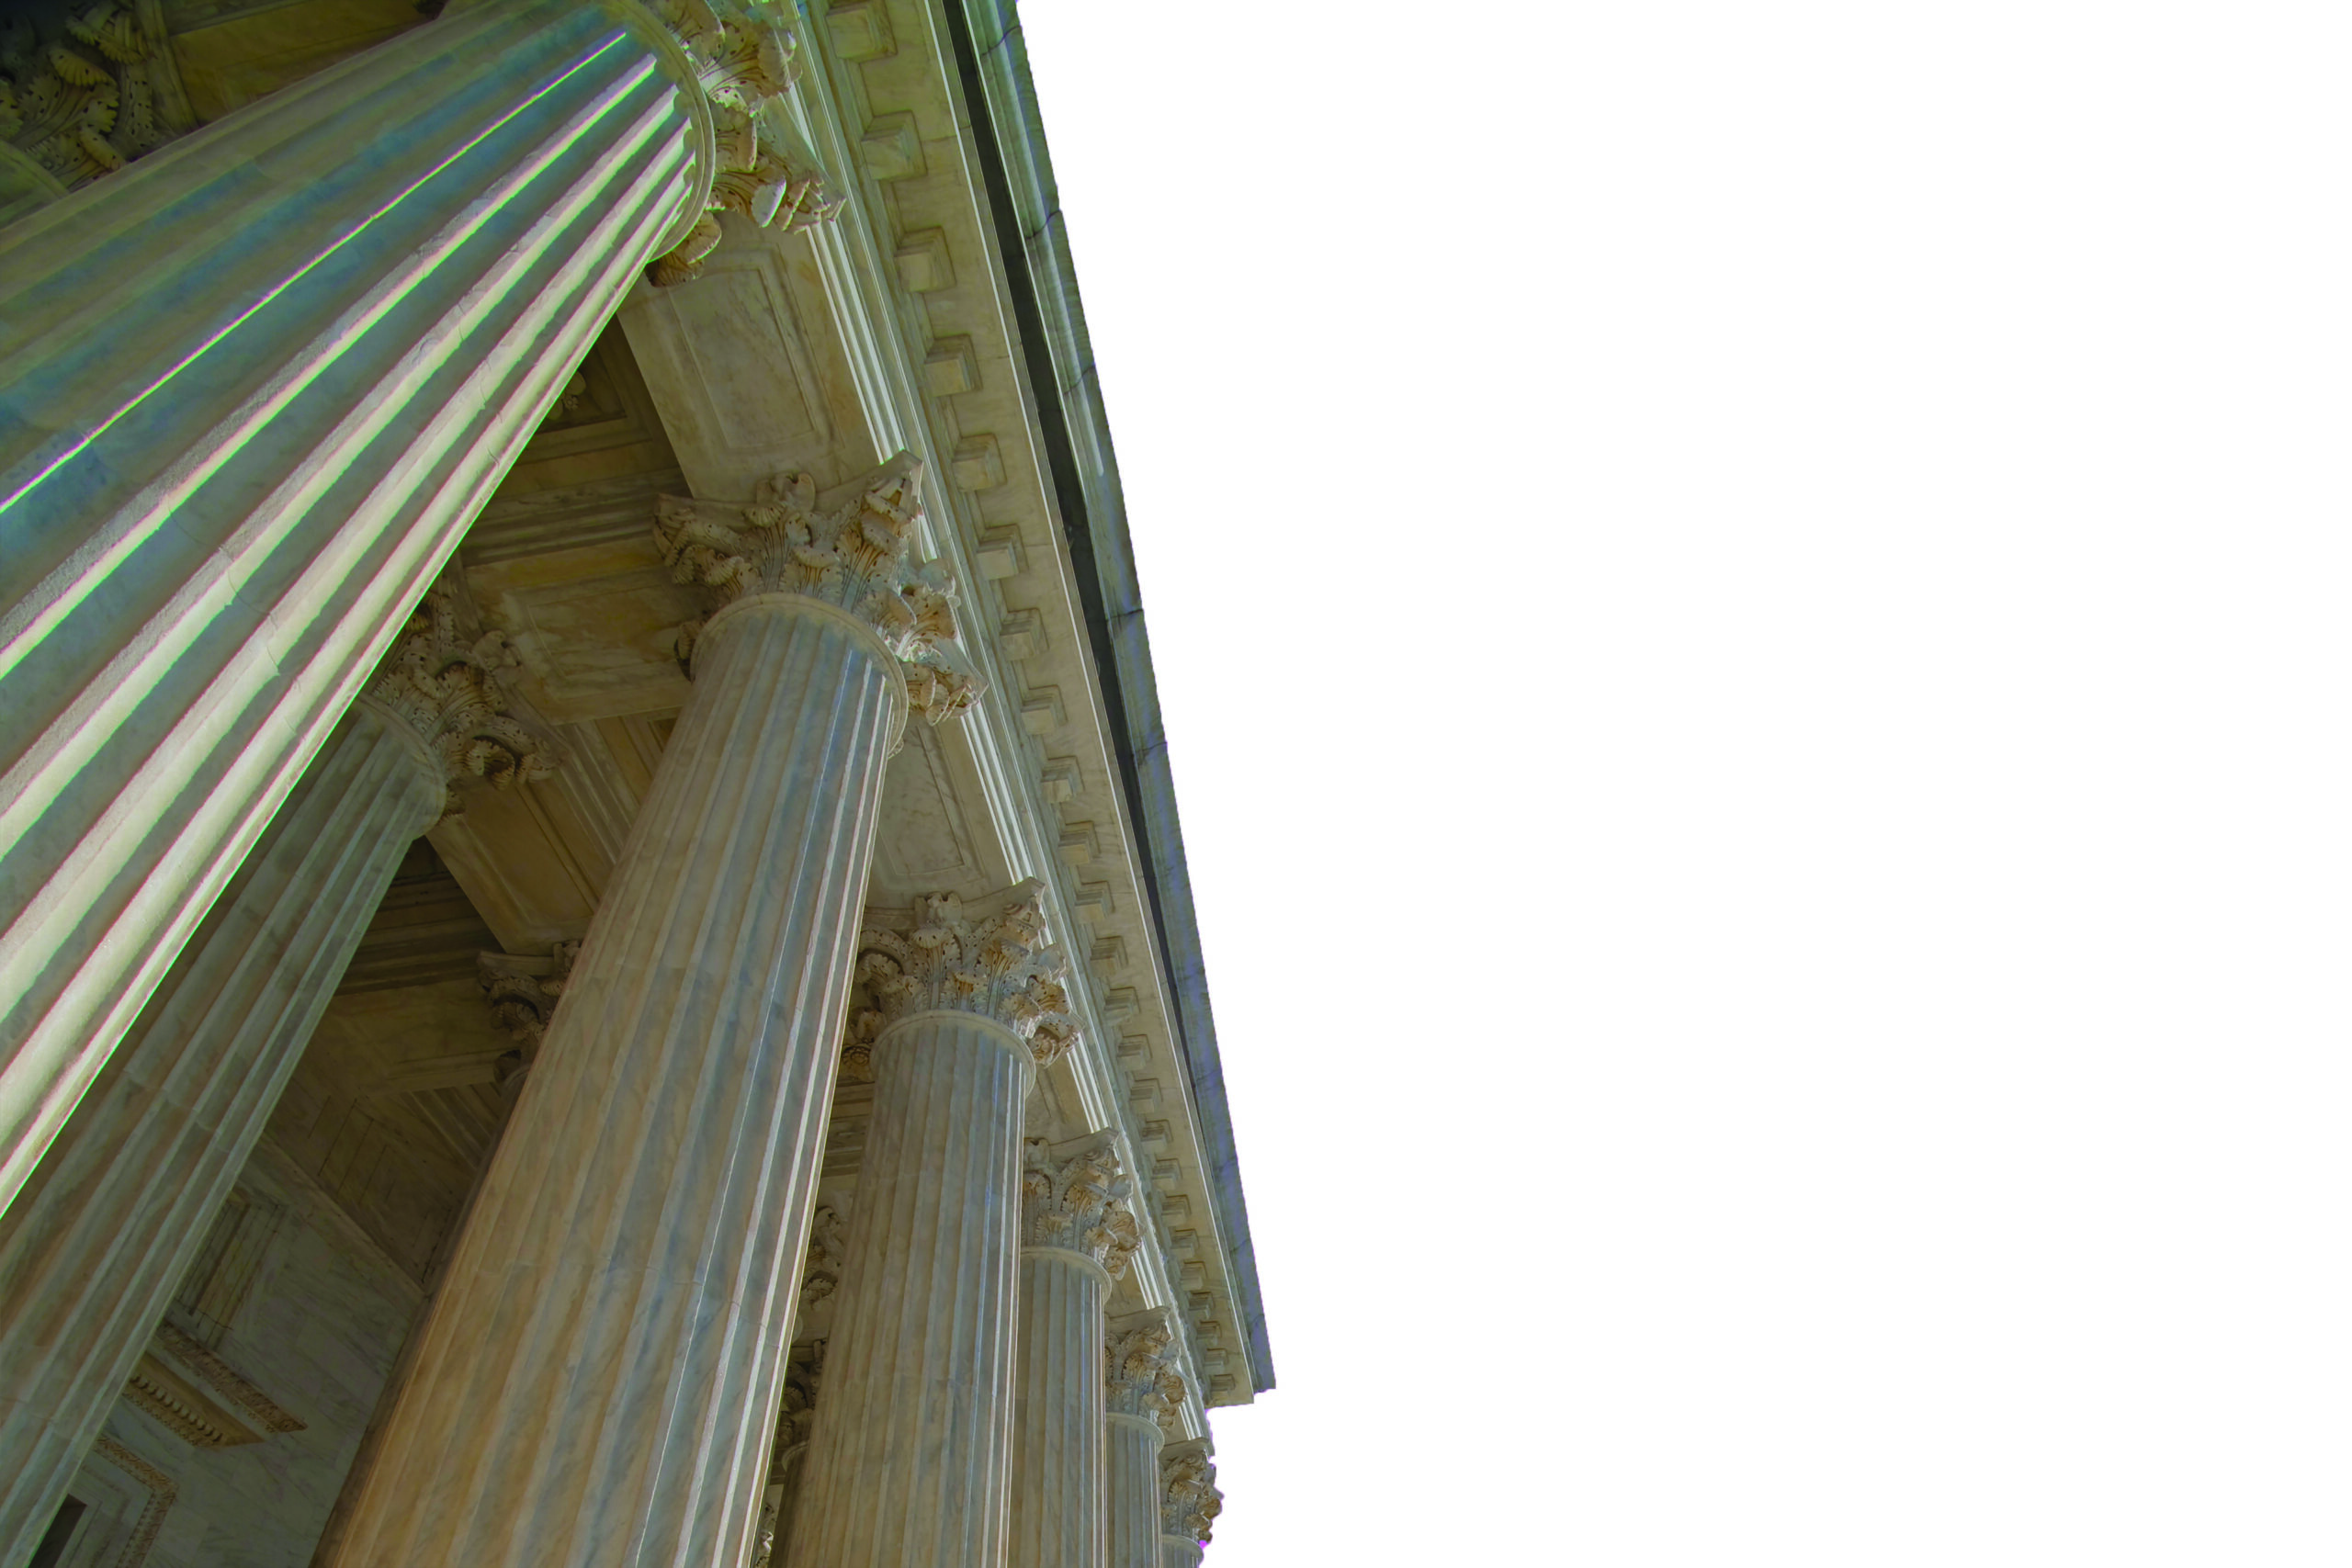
[90,1436,175,1568]
[153,1323,304,1435]
[124,1351,261,1448]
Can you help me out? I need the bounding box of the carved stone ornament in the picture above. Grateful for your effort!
[795,1203,846,1337]
[646,0,840,286]
[478,942,579,1096]
[92,1435,175,1568]
[775,1341,823,1454]
[362,586,560,813]
[656,454,980,723]
[838,1009,879,1084]
[1022,1134,1139,1274]
[853,881,1079,1065]
[0,3,193,199]
[1105,1309,1186,1427]
[1160,1445,1222,1544]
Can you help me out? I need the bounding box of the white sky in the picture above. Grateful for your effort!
[1015,3,2349,1563]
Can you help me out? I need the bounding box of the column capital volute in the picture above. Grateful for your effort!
[630,0,841,283]
[1160,1440,1222,1545]
[1105,1306,1187,1431]
[657,453,980,731]
[359,584,560,815]
[477,942,580,1099]
[1019,1130,1138,1273]
[851,879,1078,1064]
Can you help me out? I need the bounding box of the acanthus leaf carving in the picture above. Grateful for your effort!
[794,1203,846,1337]
[477,942,580,1096]
[655,454,979,726]
[361,585,560,813]
[1020,1134,1137,1273]
[1160,1444,1222,1544]
[0,4,190,195]
[854,880,1077,1064]
[1105,1307,1186,1429]
[645,0,840,287]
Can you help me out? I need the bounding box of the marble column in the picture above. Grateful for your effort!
[1103,1312,1186,1568]
[1009,1136,1140,1568]
[307,933,578,1568]
[784,887,1081,1568]
[1159,1445,1221,1568]
[748,1206,846,1568]
[0,0,832,1218]
[328,457,967,1568]
[0,589,551,1566]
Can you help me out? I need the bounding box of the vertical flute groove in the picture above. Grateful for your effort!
[1106,1417,1163,1568]
[334,603,898,1568]
[0,0,704,1235]
[1008,1250,1109,1568]
[785,1015,1030,1568]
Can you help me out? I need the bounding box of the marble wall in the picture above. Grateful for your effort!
[49,1143,421,1568]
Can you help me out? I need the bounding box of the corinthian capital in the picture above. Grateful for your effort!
[655,455,979,721]
[646,0,839,285]
[1105,1308,1186,1427]
[362,587,558,811]
[1021,1134,1138,1272]
[0,4,194,195]
[1160,1444,1222,1543]
[854,881,1078,1064]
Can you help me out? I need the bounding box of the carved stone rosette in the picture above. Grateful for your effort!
[854,881,1079,1065]
[1105,1309,1186,1430]
[1160,1446,1222,1545]
[645,0,839,285]
[1022,1135,1139,1277]
[360,587,558,814]
[655,455,980,726]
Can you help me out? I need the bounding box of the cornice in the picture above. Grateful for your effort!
[937,0,1273,1402]
[775,0,1268,1419]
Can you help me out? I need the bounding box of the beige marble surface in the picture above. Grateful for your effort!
[1006,1248,1110,1568]
[53,1145,421,1568]
[0,705,439,1567]
[785,1012,1032,1568]
[333,598,902,1568]
[0,0,700,1262]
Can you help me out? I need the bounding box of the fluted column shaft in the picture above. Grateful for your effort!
[1159,1540,1203,1568]
[0,701,443,1562]
[1105,1416,1162,1568]
[333,596,904,1568]
[0,0,711,1213]
[784,1013,1033,1568]
[1008,1248,1111,1568]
